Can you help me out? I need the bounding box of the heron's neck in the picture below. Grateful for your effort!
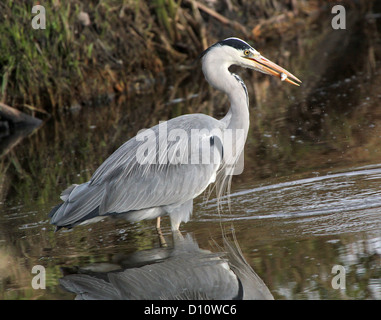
[203,62,250,134]
[222,73,250,134]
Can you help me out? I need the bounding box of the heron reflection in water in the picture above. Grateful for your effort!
[49,38,300,231]
[59,232,274,300]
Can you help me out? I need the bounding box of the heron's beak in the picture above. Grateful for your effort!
[245,55,301,86]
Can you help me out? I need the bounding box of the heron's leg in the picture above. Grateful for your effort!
[168,200,193,232]
[172,229,184,246]
[156,217,167,247]
[156,217,161,229]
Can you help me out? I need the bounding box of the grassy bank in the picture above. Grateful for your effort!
[0,0,321,115]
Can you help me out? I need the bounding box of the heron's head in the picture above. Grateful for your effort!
[201,37,301,86]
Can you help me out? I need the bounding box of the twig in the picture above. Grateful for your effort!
[194,1,230,25]
[23,104,50,115]
[189,0,249,37]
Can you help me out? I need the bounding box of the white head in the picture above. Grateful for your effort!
[201,37,301,91]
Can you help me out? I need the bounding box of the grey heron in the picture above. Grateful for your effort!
[49,37,301,232]
[59,232,274,300]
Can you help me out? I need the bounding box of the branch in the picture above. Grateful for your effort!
[189,0,249,37]
[0,102,42,126]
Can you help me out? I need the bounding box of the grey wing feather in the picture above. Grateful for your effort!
[50,114,225,226]
[96,114,225,214]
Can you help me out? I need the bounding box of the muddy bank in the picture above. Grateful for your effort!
[0,0,339,115]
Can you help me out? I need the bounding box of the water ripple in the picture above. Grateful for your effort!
[198,164,381,236]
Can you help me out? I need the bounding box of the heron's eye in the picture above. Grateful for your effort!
[244,50,250,56]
